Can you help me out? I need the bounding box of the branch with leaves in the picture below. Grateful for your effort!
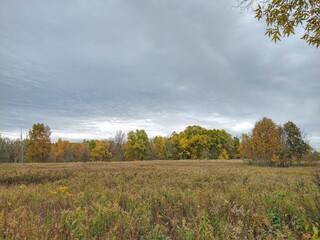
[239,0,320,47]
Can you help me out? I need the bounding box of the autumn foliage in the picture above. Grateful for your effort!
[26,123,51,162]
[0,118,318,165]
[240,117,312,166]
[241,0,320,47]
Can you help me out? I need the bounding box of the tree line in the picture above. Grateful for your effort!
[0,117,319,165]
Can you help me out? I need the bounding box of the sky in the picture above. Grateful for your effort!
[0,0,319,149]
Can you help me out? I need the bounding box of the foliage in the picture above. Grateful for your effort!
[166,126,236,160]
[125,130,151,160]
[0,160,319,239]
[83,139,96,150]
[0,120,316,163]
[152,136,170,160]
[51,139,90,162]
[0,136,27,163]
[26,123,51,162]
[283,121,310,159]
[232,137,241,159]
[208,129,234,159]
[242,117,312,166]
[89,140,112,161]
[240,0,320,47]
[239,133,254,159]
[178,126,211,159]
[218,149,229,160]
[251,117,280,164]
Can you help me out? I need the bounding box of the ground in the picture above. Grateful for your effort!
[0,160,319,239]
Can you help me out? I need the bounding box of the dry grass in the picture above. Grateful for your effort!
[0,160,319,239]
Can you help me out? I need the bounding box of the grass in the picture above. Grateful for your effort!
[0,160,319,239]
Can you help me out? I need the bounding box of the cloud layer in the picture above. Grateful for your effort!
[0,0,319,149]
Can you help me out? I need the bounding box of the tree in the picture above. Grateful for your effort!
[90,140,112,161]
[241,118,311,166]
[283,121,310,161]
[152,136,169,160]
[168,126,211,159]
[0,136,10,162]
[239,0,320,47]
[251,117,280,165]
[26,123,51,162]
[112,130,126,161]
[78,142,90,162]
[51,139,85,162]
[165,126,235,160]
[125,130,151,160]
[83,139,96,151]
[188,134,211,159]
[232,136,241,159]
[218,149,229,160]
[208,129,234,159]
[239,133,254,159]
[167,132,181,160]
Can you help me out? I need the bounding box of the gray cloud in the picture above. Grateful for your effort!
[0,0,319,149]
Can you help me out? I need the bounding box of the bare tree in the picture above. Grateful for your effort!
[113,130,126,161]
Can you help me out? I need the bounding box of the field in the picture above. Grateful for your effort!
[0,160,319,239]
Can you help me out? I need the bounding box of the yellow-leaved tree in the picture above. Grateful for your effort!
[90,140,112,161]
[251,117,280,165]
[26,123,51,162]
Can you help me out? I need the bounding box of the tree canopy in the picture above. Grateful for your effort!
[0,119,318,165]
[251,117,280,164]
[125,130,151,161]
[240,0,320,47]
[240,117,311,166]
[283,121,310,159]
[26,123,51,162]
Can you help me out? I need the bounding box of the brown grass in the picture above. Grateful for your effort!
[0,160,319,239]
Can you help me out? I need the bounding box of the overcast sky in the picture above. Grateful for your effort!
[0,0,319,149]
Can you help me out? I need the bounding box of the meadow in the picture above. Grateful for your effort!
[0,160,319,239]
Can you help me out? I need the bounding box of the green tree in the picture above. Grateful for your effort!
[208,129,233,159]
[240,0,320,47]
[26,123,51,162]
[83,139,96,150]
[125,130,151,160]
[232,136,241,159]
[283,121,310,161]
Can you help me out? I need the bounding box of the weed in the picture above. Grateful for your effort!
[0,160,319,239]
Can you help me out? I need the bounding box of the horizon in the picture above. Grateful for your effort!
[1,118,318,151]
